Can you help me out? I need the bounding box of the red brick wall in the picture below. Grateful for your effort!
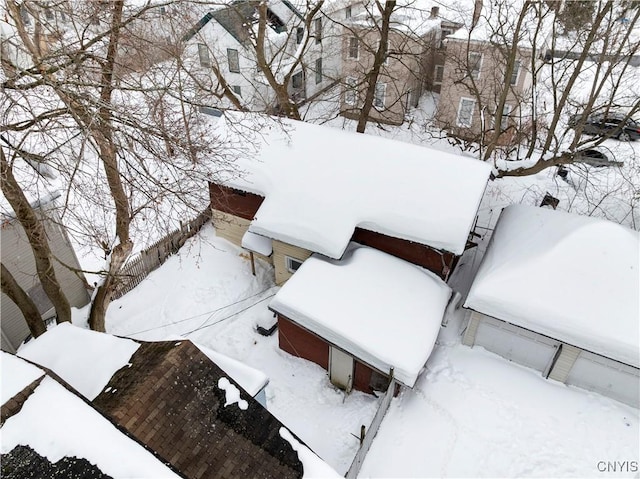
[351,227,457,279]
[209,183,264,221]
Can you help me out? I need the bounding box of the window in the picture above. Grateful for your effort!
[227,48,240,73]
[457,98,476,127]
[296,26,304,44]
[510,60,521,85]
[345,5,352,19]
[314,18,322,44]
[345,76,357,105]
[232,85,242,96]
[434,65,444,84]
[469,52,482,79]
[44,8,54,20]
[377,39,389,65]
[285,256,304,273]
[348,37,359,59]
[197,43,210,67]
[315,58,322,84]
[440,27,453,48]
[292,71,304,89]
[374,82,386,109]
[20,4,31,26]
[499,104,512,130]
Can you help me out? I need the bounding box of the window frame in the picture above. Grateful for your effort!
[345,5,352,19]
[434,65,444,84]
[285,256,304,273]
[456,97,476,127]
[296,26,304,45]
[232,85,242,97]
[292,71,304,89]
[227,48,240,73]
[348,37,359,59]
[373,82,386,110]
[510,60,521,85]
[499,104,512,130]
[197,43,211,67]
[314,18,322,44]
[345,76,357,105]
[468,52,482,80]
[315,58,323,84]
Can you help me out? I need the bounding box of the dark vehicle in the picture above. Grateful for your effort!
[568,112,640,141]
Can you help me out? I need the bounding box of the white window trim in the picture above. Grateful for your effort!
[285,256,304,273]
[469,52,482,80]
[345,76,357,105]
[456,97,476,128]
[374,82,386,110]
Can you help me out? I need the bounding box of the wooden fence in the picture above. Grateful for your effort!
[345,376,398,479]
[111,208,212,300]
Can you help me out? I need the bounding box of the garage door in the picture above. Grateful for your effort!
[474,316,560,374]
[566,351,639,407]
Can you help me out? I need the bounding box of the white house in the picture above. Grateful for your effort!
[183,0,342,111]
[462,204,639,407]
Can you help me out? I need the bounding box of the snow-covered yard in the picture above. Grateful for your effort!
[80,220,639,477]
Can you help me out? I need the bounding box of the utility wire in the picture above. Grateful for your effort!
[182,293,277,336]
[122,285,277,337]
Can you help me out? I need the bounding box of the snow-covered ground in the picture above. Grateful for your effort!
[72,218,639,477]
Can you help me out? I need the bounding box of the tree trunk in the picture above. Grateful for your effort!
[356,0,396,133]
[1,263,47,338]
[0,148,72,324]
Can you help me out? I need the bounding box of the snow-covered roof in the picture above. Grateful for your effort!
[216,114,491,258]
[464,204,640,367]
[18,323,140,400]
[1,351,44,405]
[1,372,180,478]
[269,244,452,387]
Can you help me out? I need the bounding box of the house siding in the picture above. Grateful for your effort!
[463,309,640,407]
[1,210,90,353]
[351,227,457,279]
[276,314,386,394]
[273,240,313,285]
[211,210,273,264]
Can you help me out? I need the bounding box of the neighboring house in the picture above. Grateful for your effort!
[435,0,551,144]
[4,323,338,478]
[462,204,639,408]
[1,193,90,353]
[209,114,491,392]
[183,0,340,111]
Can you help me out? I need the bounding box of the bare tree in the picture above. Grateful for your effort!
[2,0,237,331]
[1,262,47,338]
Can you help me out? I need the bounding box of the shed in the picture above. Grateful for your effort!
[269,244,453,393]
[463,204,639,407]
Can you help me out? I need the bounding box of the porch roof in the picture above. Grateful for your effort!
[269,244,452,387]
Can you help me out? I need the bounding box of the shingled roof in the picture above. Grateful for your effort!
[92,340,304,479]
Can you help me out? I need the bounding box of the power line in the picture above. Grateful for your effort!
[121,285,277,337]
[182,293,277,336]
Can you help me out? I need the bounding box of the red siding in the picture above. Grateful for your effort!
[209,182,264,221]
[351,227,457,279]
[277,315,328,370]
[277,315,391,394]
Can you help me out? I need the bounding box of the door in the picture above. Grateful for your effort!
[329,346,354,392]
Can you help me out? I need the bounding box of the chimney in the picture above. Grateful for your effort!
[430,6,439,18]
[472,0,482,28]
